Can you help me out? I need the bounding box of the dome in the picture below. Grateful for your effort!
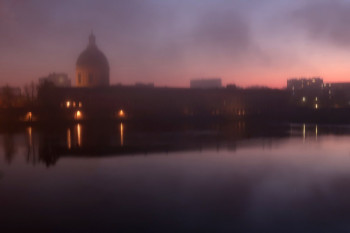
[76,33,110,87]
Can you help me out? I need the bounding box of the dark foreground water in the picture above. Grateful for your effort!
[1,122,350,232]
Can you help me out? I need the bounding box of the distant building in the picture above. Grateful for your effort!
[324,82,350,107]
[325,82,350,91]
[39,84,290,121]
[287,77,324,109]
[287,77,323,92]
[39,73,71,87]
[226,84,239,89]
[190,78,222,89]
[135,82,154,88]
[287,77,350,108]
[76,33,110,87]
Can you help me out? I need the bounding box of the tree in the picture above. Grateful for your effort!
[37,81,60,107]
[1,85,15,108]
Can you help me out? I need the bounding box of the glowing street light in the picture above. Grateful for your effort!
[75,110,82,120]
[26,112,32,122]
[118,109,125,118]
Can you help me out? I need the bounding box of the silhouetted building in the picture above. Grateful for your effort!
[135,82,154,88]
[323,82,350,108]
[287,77,324,109]
[190,78,222,89]
[287,77,350,109]
[35,83,292,123]
[39,73,71,87]
[287,77,323,92]
[76,33,110,87]
[226,84,239,89]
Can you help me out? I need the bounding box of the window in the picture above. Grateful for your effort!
[78,73,81,84]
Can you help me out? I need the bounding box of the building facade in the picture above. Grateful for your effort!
[39,73,71,87]
[190,78,222,89]
[287,77,350,108]
[76,33,110,87]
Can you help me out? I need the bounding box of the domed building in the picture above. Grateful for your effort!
[76,33,109,87]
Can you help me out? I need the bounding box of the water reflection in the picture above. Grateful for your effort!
[120,123,124,146]
[2,122,350,167]
[2,124,350,232]
[27,127,32,147]
[67,128,71,149]
[66,124,83,149]
[26,126,36,164]
[76,123,82,147]
[290,123,319,142]
[3,133,15,163]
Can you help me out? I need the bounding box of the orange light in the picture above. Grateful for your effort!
[67,128,71,149]
[66,101,71,108]
[75,110,82,120]
[77,124,82,147]
[27,127,32,146]
[26,112,32,121]
[78,102,82,107]
[120,123,124,146]
[118,110,125,118]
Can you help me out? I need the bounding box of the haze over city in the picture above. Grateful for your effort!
[5,1,350,233]
[2,0,350,87]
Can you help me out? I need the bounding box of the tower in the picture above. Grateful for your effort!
[76,33,110,87]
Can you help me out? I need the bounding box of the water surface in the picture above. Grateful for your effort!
[1,123,350,232]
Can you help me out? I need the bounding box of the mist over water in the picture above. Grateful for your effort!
[1,123,350,232]
[3,1,350,232]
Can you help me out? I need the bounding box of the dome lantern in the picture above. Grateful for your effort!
[89,32,96,47]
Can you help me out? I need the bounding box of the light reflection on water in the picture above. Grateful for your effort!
[76,123,82,147]
[66,124,82,149]
[67,128,71,149]
[290,124,319,143]
[27,126,32,147]
[120,123,124,146]
[1,123,350,232]
[0,123,347,166]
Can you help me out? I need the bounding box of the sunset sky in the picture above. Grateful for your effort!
[1,0,350,88]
